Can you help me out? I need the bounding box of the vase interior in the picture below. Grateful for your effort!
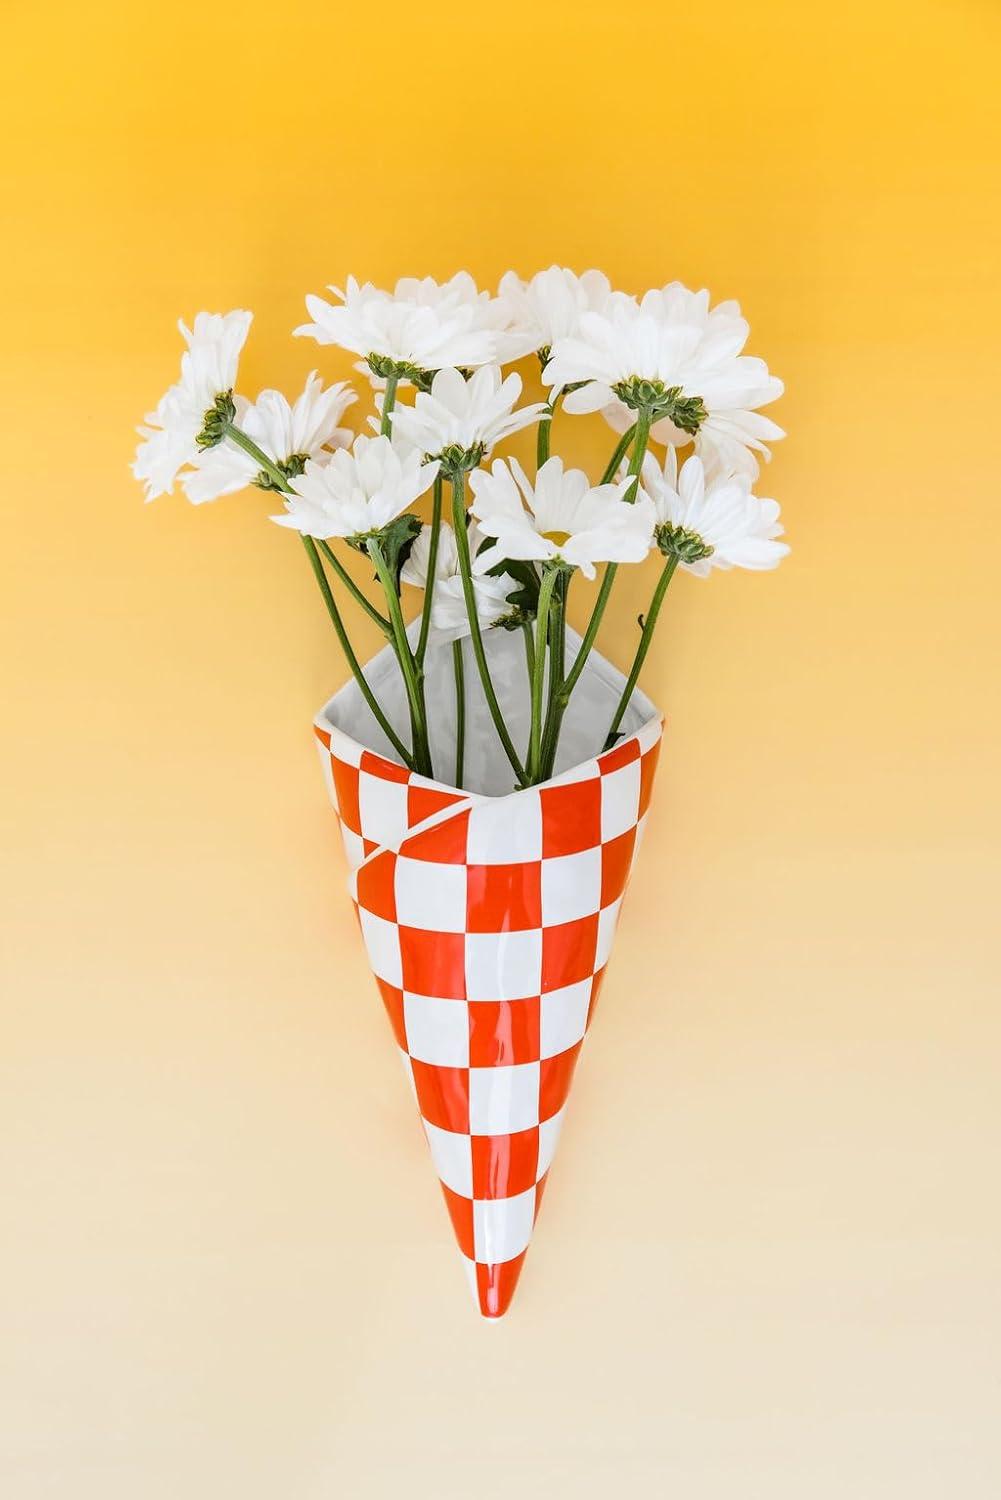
[320,625,659,798]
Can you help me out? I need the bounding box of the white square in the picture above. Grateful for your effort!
[540,980,592,1059]
[316,742,337,804]
[600,761,642,842]
[328,728,364,767]
[473,1187,537,1263]
[394,856,467,932]
[339,827,366,871]
[595,898,622,971]
[465,930,542,1002]
[468,1061,541,1135]
[423,1120,473,1197]
[540,848,602,926]
[547,759,599,787]
[537,1106,566,1176]
[358,909,402,986]
[403,992,470,1067]
[358,772,410,849]
[466,792,543,864]
[636,718,662,755]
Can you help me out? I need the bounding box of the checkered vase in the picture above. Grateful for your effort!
[314,705,663,1317]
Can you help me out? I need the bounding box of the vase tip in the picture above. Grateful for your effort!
[462,1250,528,1319]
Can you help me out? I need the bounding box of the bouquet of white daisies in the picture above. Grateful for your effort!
[133,269,788,791]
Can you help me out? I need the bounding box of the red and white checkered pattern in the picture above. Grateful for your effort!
[314,711,663,1317]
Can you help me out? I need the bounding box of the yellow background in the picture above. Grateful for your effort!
[3,1,1000,1494]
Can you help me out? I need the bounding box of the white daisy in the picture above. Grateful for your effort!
[400,521,520,644]
[639,450,789,576]
[688,404,785,482]
[181,374,356,504]
[133,310,252,500]
[294,273,521,378]
[270,434,439,541]
[495,266,619,360]
[390,366,547,470]
[469,455,654,582]
[604,367,785,481]
[544,283,783,475]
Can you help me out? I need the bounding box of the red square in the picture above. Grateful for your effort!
[411,1058,470,1133]
[374,978,407,1049]
[540,778,602,857]
[408,783,465,827]
[600,828,636,908]
[466,862,542,933]
[472,1126,540,1199]
[355,850,397,921]
[360,749,411,784]
[476,1252,527,1317]
[440,1183,475,1258]
[400,927,466,999]
[314,728,331,750]
[541,914,599,992]
[330,756,361,835]
[362,838,378,858]
[539,1040,583,1120]
[599,738,640,775]
[401,808,470,865]
[468,997,541,1067]
[638,741,661,817]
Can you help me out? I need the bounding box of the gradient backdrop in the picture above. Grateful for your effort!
[3,1,1000,1495]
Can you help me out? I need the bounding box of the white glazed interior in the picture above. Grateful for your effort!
[317,625,661,798]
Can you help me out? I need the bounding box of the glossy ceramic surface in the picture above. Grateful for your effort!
[315,678,663,1316]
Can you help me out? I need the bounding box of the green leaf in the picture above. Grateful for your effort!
[475,537,541,625]
[358,513,423,597]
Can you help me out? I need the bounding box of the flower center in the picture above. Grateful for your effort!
[541,529,571,547]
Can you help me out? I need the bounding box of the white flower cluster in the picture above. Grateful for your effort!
[134,267,787,595]
[133,266,788,782]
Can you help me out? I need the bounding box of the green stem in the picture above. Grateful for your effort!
[559,566,612,701]
[522,620,535,679]
[538,571,567,779]
[301,538,414,768]
[223,424,291,491]
[599,422,638,484]
[368,537,432,776]
[603,556,678,748]
[528,567,559,783]
[226,422,393,642]
[452,640,465,790]
[626,408,652,486]
[380,370,399,436]
[537,389,561,468]
[224,423,411,764]
[449,471,528,786]
[416,474,443,666]
[317,541,391,637]
[557,411,653,709]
